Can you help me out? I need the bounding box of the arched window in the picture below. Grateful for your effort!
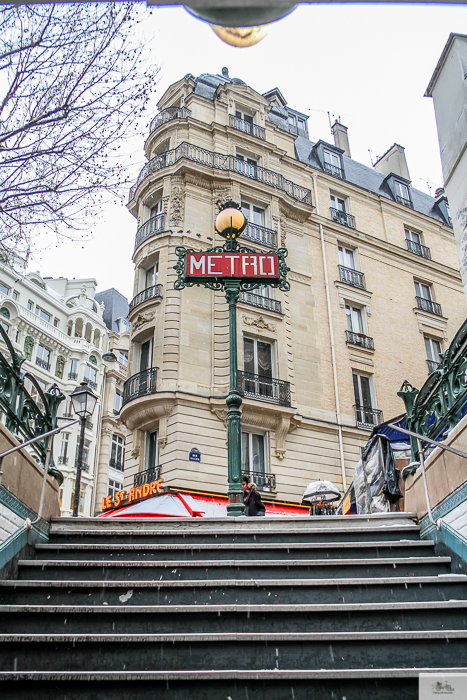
[0,307,10,319]
[89,355,97,366]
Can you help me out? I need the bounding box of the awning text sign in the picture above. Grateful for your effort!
[186,252,279,280]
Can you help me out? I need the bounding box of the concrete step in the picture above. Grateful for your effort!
[48,524,421,545]
[35,540,433,561]
[1,575,466,606]
[0,668,463,700]
[1,601,466,635]
[0,631,466,672]
[17,556,451,581]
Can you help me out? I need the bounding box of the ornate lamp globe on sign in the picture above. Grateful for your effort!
[70,381,98,420]
[215,200,247,241]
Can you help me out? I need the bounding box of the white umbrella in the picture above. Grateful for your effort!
[302,480,341,504]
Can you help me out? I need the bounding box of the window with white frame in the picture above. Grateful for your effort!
[236,152,258,178]
[108,479,123,500]
[150,199,162,219]
[35,306,51,323]
[330,194,347,213]
[241,201,265,227]
[110,434,125,471]
[425,337,442,372]
[0,320,9,334]
[118,350,128,367]
[323,150,343,177]
[36,344,51,369]
[338,245,358,270]
[414,280,433,301]
[139,339,153,372]
[352,373,379,427]
[242,430,267,481]
[345,304,365,334]
[59,433,69,464]
[114,389,123,414]
[146,431,158,472]
[395,181,411,205]
[83,364,97,388]
[244,337,274,379]
[11,291,18,301]
[75,438,91,469]
[0,281,9,295]
[235,108,254,133]
[405,228,421,246]
[145,262,158,289]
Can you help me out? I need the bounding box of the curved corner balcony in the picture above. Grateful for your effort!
[128,142,313,206]
[149,107,191,137]
[129,284,163,313]
[135,212,166,250]
[122,367,158,406]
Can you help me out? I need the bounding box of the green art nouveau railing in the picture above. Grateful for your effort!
[398,317,467,462]
[0,325,65,481]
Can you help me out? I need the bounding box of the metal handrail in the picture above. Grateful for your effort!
[0,418,78,460]
[387,422,467,532]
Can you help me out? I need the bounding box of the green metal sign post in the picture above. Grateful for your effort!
[174,201,290,516]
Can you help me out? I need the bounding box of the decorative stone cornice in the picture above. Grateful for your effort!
[242,315,276,333]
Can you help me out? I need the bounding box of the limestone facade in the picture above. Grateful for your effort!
[119,70,466,505]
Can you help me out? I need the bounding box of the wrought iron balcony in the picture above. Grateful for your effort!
[229,115,265,140]
[239,291,281,314]
[324,162,344,179]
[416,296,442,317]
[123,367,158,406]
[396,195,413,209]
[134,466,161,487]
[427,359,442,374]
[406,239,431,259]
[129,284,163,313]
[330,208,356,229]
[134,213,165,250]
[355,406,383,430]
[74,460,89,472]
[246,471,276,491]
[149,107,191,136]
[241,222,277,249]
[68,372,78,381]
[35,357,50,371]
[57,456,68,465]
[129,142,312,205]
[83,378,97,390]
[109,457,124,471]
[338,265,366,290]
[345,330,374,350]
[237,371,291,407]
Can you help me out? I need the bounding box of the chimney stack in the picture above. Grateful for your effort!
[331,120,351,158]
[373,144,411,181]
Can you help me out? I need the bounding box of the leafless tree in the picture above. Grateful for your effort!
[0,3,158,260]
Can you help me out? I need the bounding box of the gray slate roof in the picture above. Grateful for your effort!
[190,71,448,227]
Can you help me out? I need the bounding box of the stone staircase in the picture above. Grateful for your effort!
[0,512,467,699]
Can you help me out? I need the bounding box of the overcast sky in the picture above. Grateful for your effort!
[31,3,467,300]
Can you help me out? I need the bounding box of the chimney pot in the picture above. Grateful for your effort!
[331,120,351,158]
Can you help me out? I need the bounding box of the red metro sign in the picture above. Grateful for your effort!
[186,252,279,281]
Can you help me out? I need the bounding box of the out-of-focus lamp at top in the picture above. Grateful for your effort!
[215,200,247,240]
[210,24,268,47]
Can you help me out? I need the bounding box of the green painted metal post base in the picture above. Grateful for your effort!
[225,280,244,517]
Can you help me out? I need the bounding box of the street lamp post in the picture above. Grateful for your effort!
[70,381,98,517]
[174,199,290,516]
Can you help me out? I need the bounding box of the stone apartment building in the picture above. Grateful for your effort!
[119,68,466,505]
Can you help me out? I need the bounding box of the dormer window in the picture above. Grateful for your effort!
[435,195,453,228]
[324,150,344,179]
[394,181,412,208]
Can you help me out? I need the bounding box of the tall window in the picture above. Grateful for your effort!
[425,337,442,373]
[145,262,158,289]
[83,364,97,388]
[241,201,265,226]
[414,280,432,301]
[353,373,379,427]
[330,194,346,212]
[108,479,123,499]
[110,434,125,470]
[36,344,51,369]
[140,339,152,371]
[118,350,128,367]
[345,305,364,334]
[338,245,357,270]
[146,431,158,472]
[244,338,273,378]
[35,306,51,323]
[405,228,421,246]
[236,153,258,178]
[235,109,253,133]
[75,438,91,469]
[69,358,78,380]
[59,432,69,463]
[0,282,9,295]
[395,181,410,202]
[324,150,342,174]
[242,431,266,481]
[150,200,162,218]
[114,389,123,414]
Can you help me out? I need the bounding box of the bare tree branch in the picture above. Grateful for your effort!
[0,3,158,259]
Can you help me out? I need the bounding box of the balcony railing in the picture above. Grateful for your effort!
[396,195,413,209]
[109,457,124,471]
[346,330,375,350]
[427,359,442,375]
[324,162,344,179]
[129,142,313,205]
[237,371,291,407]
[355,406,383,430]
[416,296,443,317]
[35,357,50,371]
[239,291,281,313]
[149,107,191,136]
[129,284,163,313]
[229,115,265,140]
[123,367,158,406]
[134,213,165,250]
[241,222,278,249]
[68,372,78,381]
[74,460,89,472]
[330,208,356,229]
[339,265,366,290]
[83,378,97,390]
[246,471,276,491]
[57,456,68,465]
[134,466,161,487]
[406,239,431,259]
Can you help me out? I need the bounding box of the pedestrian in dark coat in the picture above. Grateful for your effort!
[242,476,266,516]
